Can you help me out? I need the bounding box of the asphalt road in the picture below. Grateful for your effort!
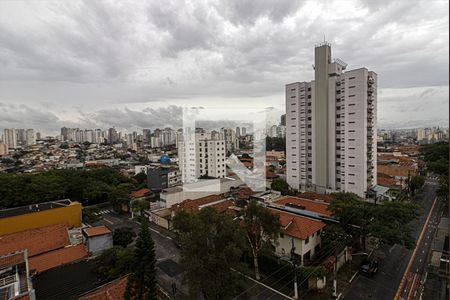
[343,181,438,300]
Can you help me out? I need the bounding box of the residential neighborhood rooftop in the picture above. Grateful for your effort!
[0,199,74,219]
[0,223,69,257]
[83,226,112,237]
[274,196,332,217]
[29,244,88,273]
[271,208,326,240]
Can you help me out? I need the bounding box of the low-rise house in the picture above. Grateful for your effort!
[82,226,113,255]
[270,208,325,266]
[0,251,35,300]
[273,196,332,217]
[160,176,242,208]
[0,223,88,275]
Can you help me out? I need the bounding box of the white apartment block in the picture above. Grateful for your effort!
[178,132,227,183]
[286,43,377,198]
[4,128,17,149]
[25,129,36,146]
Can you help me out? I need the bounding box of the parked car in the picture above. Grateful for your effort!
[359,259,379,276]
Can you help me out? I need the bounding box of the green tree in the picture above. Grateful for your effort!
[94,246,134,281]
[242,200,280,280]
[320,224,351,253]
[329,192,419,250]
[110,183,135,213]
[126,219,157,300]
[131,199,150,216]
[408,176,425,195]
[173,208,246,299]
[82,206,100,224]
[133,172,147,185]
[271,178,290,195]
[113,227,137,248]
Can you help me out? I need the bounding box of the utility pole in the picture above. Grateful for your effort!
[332,248,339,297]
[290,237,298,299]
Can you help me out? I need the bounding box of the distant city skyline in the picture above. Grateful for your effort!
[0,1,448,135]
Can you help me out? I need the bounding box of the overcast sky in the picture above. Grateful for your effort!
[0,0,448,135]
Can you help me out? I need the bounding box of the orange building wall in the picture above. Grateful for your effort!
[0,202,82,235]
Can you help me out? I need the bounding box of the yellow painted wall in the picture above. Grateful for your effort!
[0,202,82,236]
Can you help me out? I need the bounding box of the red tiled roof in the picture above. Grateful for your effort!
[173,194,224,213]
[233,187,257,199]
[29,244,88,273]
[83,226,112,237]
[298,192,333,203]
[130,188,151,199]
[0,223,69,257]
[78,276,128,300]
[274,196,332,216]
[209,199,234,213]
[270,209,325,240]
[377,176,398,188]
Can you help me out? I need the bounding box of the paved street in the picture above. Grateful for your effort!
[91,208,188,298]
[343,181,439,300]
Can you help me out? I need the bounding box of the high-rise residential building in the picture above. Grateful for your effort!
[269,125,278,138]
[221,128,239,154]
[25,129,36,146]
[178,132,226,183]
[236,126,241,138]
[277,125,286,138]
[0,143,8,156]
[4,128,17,149]
[286,42,377,198]
[280,114,286,126]
[108,128,118,144]
[126,133,135,145]
[143,129,152,143]
[61,127,69,141]
[16,129,26,145]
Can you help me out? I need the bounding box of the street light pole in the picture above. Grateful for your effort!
[291,237,298,299]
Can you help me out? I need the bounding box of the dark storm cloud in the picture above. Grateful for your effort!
[0,0,448,132]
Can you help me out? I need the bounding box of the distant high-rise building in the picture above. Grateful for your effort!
[25,129,36,146]
[108,128,118,144]
[269,125,278,138]
[277,125,286,138]
[236,127,241,138]
[242,127,247,136]
[36,132,41,140]
[143,129,152,143]
[280,114,286,126]
[16,129,26,145]
[0,143,8,156]
[286,43,377,198]
[60,127,69,141]
[4,129,17,149]
[221,128,239,154]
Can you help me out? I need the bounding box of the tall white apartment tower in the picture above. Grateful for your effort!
[4,128,17,149]
[25,129,36,146]
[178,132,227,183]
[286,42,377,198]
